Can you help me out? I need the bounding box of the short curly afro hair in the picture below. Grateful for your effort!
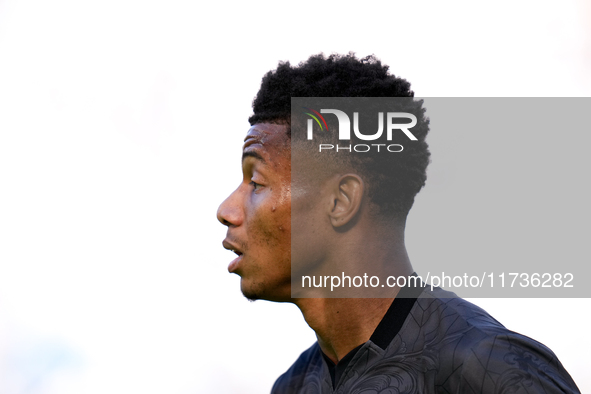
[248,53,430,220]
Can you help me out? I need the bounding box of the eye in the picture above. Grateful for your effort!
[250,180,263,191]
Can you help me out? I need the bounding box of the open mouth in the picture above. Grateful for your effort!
[222,239,243,255]
[223,239,244,273]
[228,249,243,273]
[227,245,243,257]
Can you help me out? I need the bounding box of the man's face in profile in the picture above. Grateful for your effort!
[217,123,293,301]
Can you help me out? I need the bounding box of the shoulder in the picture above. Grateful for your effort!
[401,287,508,350]
[458,326,580,393]
[410,288,580,393]
[271,342,325,394]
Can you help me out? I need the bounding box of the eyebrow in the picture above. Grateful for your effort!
[242,150,266,164]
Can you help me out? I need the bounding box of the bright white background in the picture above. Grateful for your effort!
[0,0,589,393]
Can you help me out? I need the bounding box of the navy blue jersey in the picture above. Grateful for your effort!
[272,286,580,393]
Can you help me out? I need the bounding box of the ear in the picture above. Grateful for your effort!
[328,174,364,228]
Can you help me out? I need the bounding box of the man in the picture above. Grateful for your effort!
[217,53,580,393]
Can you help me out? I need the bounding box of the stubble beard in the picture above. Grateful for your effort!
[240,277,291,303]
[242,285,261,302]
[240,279,263,302]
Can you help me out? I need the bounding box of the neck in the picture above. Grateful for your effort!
[295,298,393,363]
[293,230,413,364]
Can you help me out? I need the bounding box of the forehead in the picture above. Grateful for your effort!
[243,123,290,159]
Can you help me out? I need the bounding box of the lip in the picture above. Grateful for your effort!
[222,239,244,273]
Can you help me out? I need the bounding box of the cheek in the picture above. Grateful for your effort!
[248,203,291,250]
[263,182,292,244]
[291,184,324,235]
[290,191,328,272]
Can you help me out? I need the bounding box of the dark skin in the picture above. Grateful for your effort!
[217,123,414,364]
[218,123,292,302]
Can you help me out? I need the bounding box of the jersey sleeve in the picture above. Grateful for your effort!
[459,331,580,393]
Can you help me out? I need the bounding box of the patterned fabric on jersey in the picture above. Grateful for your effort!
[271,286,580,394]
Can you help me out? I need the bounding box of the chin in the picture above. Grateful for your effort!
[240,280,291,303]
[240,280,264,301]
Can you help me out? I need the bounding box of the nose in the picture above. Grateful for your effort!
[217,187,244,227]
